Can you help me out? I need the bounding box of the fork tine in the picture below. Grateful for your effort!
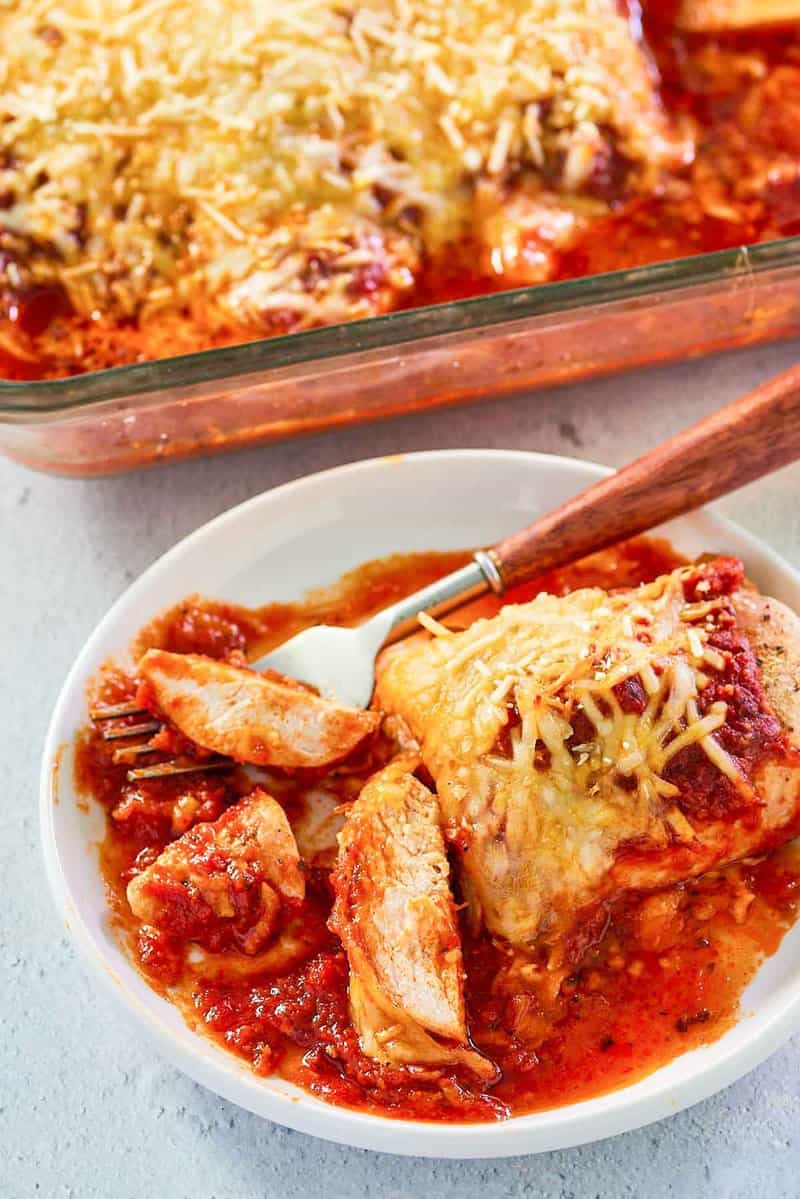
[127,758,228,781]
[112,743,160,764]
[90,688,231,779]
[90,701,147,721]
[101,720,161,742]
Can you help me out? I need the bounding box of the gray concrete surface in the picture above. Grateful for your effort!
[3,340,800,1198]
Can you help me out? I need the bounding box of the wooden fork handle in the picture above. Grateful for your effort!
[489,364,800,590]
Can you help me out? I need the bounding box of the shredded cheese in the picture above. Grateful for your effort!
[0,0,685,333]
[417,575,741,794]
[417,611,453,638]
[376,561,761,949]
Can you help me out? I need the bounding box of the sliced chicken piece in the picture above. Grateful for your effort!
[331,755,493,1078]
[127,787,305,954]
[138,649,380,769]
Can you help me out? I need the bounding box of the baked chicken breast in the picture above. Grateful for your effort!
[374,558,800,953]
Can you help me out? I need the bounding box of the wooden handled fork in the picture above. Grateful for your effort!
[92,364,800,779]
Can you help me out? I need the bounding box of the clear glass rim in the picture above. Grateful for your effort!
[3,234,800,415]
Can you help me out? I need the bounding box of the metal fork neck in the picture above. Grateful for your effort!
[381,554,503,646]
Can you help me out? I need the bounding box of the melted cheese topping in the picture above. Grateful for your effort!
[428,567,743,795]
[375,565,751,949]
[0,0,683,328]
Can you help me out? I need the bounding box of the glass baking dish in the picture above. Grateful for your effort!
[3,236,800,476]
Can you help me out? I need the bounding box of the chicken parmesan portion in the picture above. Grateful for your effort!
[127,788,305,955]
[78,544,800,1120]
[137,649,380,769]
[331,755,493,1079]
[0,0,686,374]
[375,557,800,951]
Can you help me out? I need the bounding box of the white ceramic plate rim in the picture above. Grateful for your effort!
[40,449,800,1158]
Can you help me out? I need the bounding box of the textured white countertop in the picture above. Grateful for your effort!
[4,340,800,1198]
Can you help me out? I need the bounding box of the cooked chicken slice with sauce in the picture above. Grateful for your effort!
[138,649,380,768]
[331,756,493,1078]
[127,788,305,955]
[375,558,800,954]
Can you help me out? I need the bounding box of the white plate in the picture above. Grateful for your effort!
[41,449,800,1158]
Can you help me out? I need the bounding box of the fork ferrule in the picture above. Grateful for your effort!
[473,549,505,595]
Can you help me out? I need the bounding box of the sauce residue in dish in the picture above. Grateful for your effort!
[74,539,800,1122]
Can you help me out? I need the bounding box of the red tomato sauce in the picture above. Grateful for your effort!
[74,539,800,1122]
